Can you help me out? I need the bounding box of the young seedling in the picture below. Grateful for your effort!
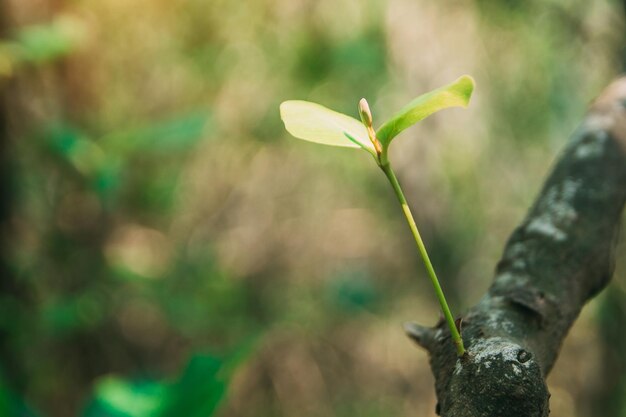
[280,75,475,357]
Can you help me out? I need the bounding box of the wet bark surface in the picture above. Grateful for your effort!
[406,77,626,416]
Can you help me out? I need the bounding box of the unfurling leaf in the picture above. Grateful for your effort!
[376,75,475,146]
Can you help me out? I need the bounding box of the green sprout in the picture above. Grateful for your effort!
[280,75,475,357]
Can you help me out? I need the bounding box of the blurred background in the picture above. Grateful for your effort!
[1,0,625,416]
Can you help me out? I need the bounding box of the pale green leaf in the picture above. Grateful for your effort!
[376,75,475,146]
[280,100,373,151]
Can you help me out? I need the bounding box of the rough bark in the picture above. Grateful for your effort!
[405,77,626,416]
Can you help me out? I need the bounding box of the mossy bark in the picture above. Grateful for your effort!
[406,77,626,416]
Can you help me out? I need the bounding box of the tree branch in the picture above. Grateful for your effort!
[407,77,626,416]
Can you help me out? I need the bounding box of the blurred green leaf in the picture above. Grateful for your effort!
[161,339,259,417]
[13,16,84,64]
[83,341,257,417]
[280,100,372,151]
[376,75,475,146]
[0,372,39,417]
[83,378,167,417]
[293,34,332,85]
[327,269,378,313]
[46,126,106,177]
[160,355,226,417]
[93,159,123,202]
[332,29,387,89]
[100,113,210,156]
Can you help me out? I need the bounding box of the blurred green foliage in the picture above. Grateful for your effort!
[83,349,252,417]
[0,1,625,417]
[0,372,38,417]
[0,15,83,75]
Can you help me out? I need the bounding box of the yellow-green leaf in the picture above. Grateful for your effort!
[376,75,475,146]
[280,100,373,151]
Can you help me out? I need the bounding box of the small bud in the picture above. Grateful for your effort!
[358,98,373,128]
[358,98,382,156]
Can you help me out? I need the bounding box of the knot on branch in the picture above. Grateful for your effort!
[404,322,437,352]
[441,338,549,417]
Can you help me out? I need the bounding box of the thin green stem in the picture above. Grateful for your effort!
[380,162,465,357]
